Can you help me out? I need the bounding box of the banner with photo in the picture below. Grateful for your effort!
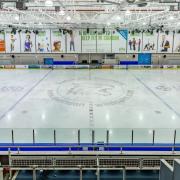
[173,33,180,53]
[127,32,142,53]
[6,31,21,53]
[20,31,35,53]
[36,30,51,53]
[67,29,81,53]
[51,30,66,53]
[0,32,5,53]
[97,30,111,53]
[81,29,96,53]
[158,32,173,53]
[142,32,158,53]
[112,29,127,53]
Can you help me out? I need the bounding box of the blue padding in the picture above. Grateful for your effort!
[104,147,121,151]
[0,143,179,151]
[122,147,172,151]
[119,61,138,65]
[44,58,53,65]
[53,61,76,65]
[138,53,152,65]
[175,147,180,151]
[19,147,70,151]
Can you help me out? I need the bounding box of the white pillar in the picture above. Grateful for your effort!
[33,168,36,180]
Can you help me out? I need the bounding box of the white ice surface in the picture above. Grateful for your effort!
[0,69,180,130]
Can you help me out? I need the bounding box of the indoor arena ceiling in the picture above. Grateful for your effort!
[0,0,180,30]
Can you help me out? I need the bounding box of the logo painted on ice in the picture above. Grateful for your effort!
[48,78,134,107]
[0,86,24,92]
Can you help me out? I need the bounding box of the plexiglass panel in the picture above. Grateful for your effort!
[13,128,33,143]
[109,129,132,143]
[80,129,92,144]
[56,129,78,143]
[155,129,175,143]
[95,129,107,143]
[134,129,153,144]
[34,128,54,143]
[0,128,12,143]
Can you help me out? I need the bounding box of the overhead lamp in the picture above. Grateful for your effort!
[106,22,111,26]
[45,0,53,7]
[125,10,131,16]
[59,9,65,16]
[14,15,19,21]
[116,15,121,20]
[169,16,174,20]
[66,16,71,21]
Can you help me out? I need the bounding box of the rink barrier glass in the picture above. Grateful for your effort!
[0,128,180,152]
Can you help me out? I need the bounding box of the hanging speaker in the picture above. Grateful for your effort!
[55,6,60,12]
[16,2,27,10]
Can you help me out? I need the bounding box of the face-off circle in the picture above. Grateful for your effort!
[48,78,133,107]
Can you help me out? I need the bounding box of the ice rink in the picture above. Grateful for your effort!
[0,69,180,129]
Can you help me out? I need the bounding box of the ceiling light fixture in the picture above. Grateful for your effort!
[66,16,71,21]
[45,0,53,7]
[59,9,65,16]
[106,22,111,26]
[169,16,174,20]
[125,10,131,16]
[14,15,19,21]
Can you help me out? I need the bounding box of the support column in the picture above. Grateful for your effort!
[80,167,82,180]
[122,168,126,180]
[8,148,12,180]
[96,168,100,180]
[32,167,36,180]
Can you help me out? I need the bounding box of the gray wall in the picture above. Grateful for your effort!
[159,160,173,180]
[173,159,180,180]
[0,53,180,65]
